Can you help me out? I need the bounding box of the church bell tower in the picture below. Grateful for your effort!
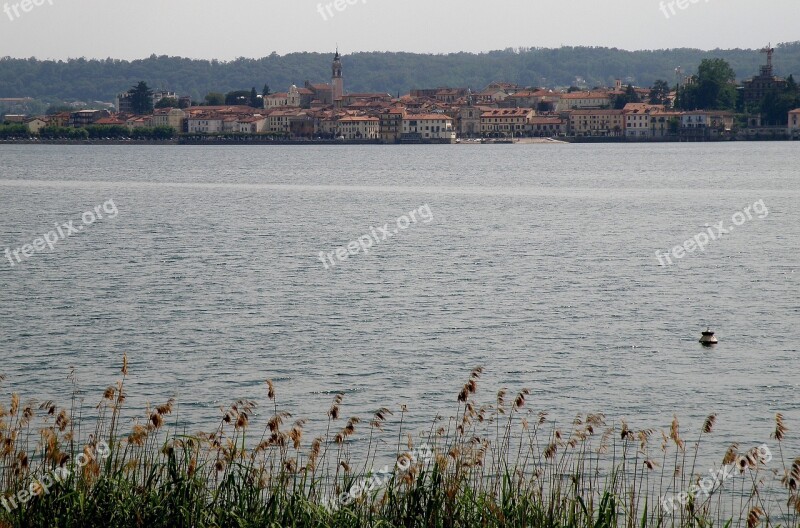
[332,48,344,103]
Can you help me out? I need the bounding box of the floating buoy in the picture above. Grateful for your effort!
[699,328,718,346]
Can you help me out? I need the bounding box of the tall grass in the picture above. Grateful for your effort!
[0,359,798,527]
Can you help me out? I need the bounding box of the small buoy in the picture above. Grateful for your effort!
[699,327,718,346]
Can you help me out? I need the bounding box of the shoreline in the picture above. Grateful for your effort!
[0,136,797,146]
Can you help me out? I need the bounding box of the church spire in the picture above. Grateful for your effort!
[332,48,344,102]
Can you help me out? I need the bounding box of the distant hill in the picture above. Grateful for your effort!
[2,43,800,103]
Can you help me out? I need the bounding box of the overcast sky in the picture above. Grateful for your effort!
[1,0,798,60]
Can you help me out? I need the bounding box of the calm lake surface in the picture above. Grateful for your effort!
[0,143,798,457]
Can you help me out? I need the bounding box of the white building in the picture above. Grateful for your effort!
[336,116,379,140]
[187,115,224,134]
[264,85,301,109]
[152,91,178,106]
[402,114,455,140]
[789,109,800,137]
[236,116,267,134]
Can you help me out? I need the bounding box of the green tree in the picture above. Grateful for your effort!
[0,124,28,138]
[45,104,74,115]
[224,90,251,105]
[128,81,154,114]
[759,82,800,126]
[677,59,737,110]
[613,84,641,109]
[649,80,671,105]
[250,87,260,108]
[204,92,225,106]
[155,97,178,109]
[262,84,271,97]
[787,74,797,92]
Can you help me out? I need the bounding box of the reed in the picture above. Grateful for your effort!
[0,359,797,528]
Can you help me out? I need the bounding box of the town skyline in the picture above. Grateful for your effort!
[4,47,800,142]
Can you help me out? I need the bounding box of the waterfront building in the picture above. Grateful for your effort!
[336,115,379,140]
[623,103,665,138]
[527,116,567,137]
[480,108,534,137]
[401,114,455,141]
[379,106,405,143]
[788,109,800,137]
[679,111,735,139]
[569,109,625,137]
[151,108,186,132]
[24,117,48,134]
[187,114,224,134]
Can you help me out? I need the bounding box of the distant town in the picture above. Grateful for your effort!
[2,46,800,144]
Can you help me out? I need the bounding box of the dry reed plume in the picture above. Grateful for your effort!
[0,361,797,528]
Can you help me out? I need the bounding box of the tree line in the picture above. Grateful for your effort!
[2,44,800,102]
[0,124,175,139]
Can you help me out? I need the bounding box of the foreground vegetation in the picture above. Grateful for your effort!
[0,359,798,527]
[0,124,176,140]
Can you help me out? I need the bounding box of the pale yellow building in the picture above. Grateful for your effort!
[623,104,665,138]
[336,116,379,140]
[480,108,534,137]
[151,108,186,131]
[557,92,611,111]
[25,117,48,134]
[267,109,304,134]
[569,109,625,136]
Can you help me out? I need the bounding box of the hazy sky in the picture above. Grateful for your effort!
[1,0,798,60]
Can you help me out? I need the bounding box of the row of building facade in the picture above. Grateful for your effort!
[11,102,800,141]
[15,101,783,141]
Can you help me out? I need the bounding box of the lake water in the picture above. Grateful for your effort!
[0,142,798,460]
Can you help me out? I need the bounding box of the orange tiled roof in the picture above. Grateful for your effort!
[623,103,665,114]
[338,116,379,122]
[570,109,624,115]
[481,109,533,117]
[94,117,127,125]
[561,92,610,100]
[405,113,452,120]
[529,117,564,124]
